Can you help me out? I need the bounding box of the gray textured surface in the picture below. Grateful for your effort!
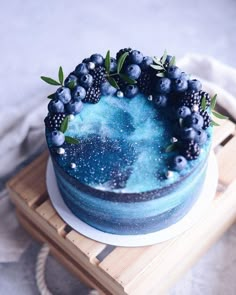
[1,0,236,294]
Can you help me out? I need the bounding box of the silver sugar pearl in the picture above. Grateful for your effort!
[192,104,199,112]
[70,163,77,169]
[68,114,75,121]
[57,147,65,155]
[117,91,124,98]
[171,137,178,143]
[147,95,153,101]
[165,170,174,179]
[87,62,95,70]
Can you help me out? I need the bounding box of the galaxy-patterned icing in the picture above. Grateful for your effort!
[46,93,212,235]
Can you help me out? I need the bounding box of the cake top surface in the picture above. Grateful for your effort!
[42,48,226,194]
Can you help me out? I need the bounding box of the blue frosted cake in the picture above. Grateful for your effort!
[42,48,221,235]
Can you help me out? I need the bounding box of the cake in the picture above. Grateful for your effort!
[42,49,222,235]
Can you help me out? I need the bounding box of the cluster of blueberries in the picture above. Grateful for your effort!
[45,48,212,171]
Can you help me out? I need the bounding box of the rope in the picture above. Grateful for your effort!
[35,244,99,295]
[35,244,52,295]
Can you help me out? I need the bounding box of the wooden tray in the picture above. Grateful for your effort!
[7,118,236,295]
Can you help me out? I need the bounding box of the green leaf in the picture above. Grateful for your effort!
[210,94,217,110]
[58,66,64,85]
[67,80,76,89]
[105,50,111,74]
[156,72,165,77]
[65,136,79,144]
[150,64,164,70]
[169,56,176,67]
[107,76,119,89]
[212,111,228,120]
[47,93,55,99]
[41,76,61,86]
[60,116,69,133]
[201,95,207,111]
[153,56,162,65]
[165,143,177,153]
[161,49,167,64]
[117,52,129,74]
[210,119,220,127]
[119,74,137,85]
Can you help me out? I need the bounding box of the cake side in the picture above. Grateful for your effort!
[41,48,227,235]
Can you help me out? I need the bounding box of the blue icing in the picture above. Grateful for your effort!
[50,94,212,193]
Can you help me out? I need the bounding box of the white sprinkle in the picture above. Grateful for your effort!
[117,91,124,98]
[87,62,95,70]
[57,147,65,155]
[165,170,174,179]
[70,163,76,169]
[192,104,199,112]
[171,137,178,143]
[68,114,75,121]
[148,95,153,101]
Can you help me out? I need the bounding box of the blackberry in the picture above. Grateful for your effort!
[116,48,132,70]
[180,91,201,109]
[199,90,211,108]
[90,66,106,87]
[181,140,201,160]
[83,86,101,104]
[199,109,211,129]
[116,48,132,61]
[137,71,153,95]
[44,113,66,131]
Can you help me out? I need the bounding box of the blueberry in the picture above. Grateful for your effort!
[188,79,202,92]
[110,57,117,72]
[64,74,78,89]
[180,72,190,80]
[172,155,187,171]
[183,113,204,130]
[125,64,141,80]
[180,127,196,141]
[172,78,188,93]
[194,129,207,145]
[166,66,181,79]
[176,106,191,118]
[56,87,71,104]
[66,100,83,114]
[124,85,139,98]
[101,81,117,96]
[72,85,86,101]
[90,53,104,66]
[48,99,65,113]
[129,50,144,64]
[155,77,171,94]
[74,63,89,76]
[140,56,153,70]
[153,94,168,107]
[51,130,65,146]
[79,74,93,89]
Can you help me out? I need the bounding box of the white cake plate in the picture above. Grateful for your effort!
[46,152,218,247]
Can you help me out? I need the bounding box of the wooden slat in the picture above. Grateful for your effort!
[7,151,48,207]
[212,119,235,148]
[8,189,125,295]
[36,199,56,221]
[48,214,66,234]
[66,231,106,263]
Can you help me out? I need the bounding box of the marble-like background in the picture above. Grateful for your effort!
[1,0,236,294]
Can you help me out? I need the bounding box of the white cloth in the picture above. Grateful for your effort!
[0,55,236,293]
